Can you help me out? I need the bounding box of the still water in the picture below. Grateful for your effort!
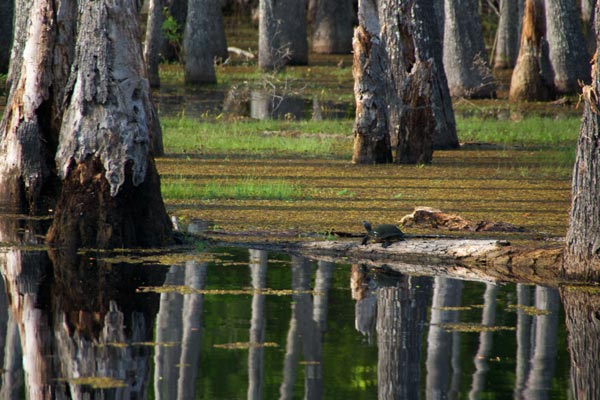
[1,230,588,399]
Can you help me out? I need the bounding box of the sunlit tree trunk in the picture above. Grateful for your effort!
[443,0,496,98]
[0,0,13,73]
[545,0,589,94]
[258,0,308,70]
[494,0,520,68]
[468,283,498,400]
[248,250,267,400]
[509,0,553,101]
[564,5,600,279]
[561,287,600,399]
[311,0,354,54]
[313,261,334,332]
[144,0,165,87]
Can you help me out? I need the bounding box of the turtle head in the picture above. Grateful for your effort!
[362,221,373,232]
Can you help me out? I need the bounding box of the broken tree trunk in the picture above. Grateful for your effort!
[509,0,553,101]
[351,0,434,164]
[47,0,172,249]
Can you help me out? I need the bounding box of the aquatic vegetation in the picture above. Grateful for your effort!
[507,304,552,315]
[213,341,279,349]
[137,285,320,296]
[64,377,127,389]
[435,322,516,332]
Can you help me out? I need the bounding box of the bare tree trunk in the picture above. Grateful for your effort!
[561,287,600,400]
[184,0,228,84]
[494,0,520,69]
[352,0,434,165]
[564,5,600,279]
[0,0,13,74]
[509,0,553,101]
[258,0,308,70]
[443,0,496,98]
[311,0,354,54]
[413,0,459,150]
[545,0,589,94]
[144,0,165,87]
[582,0,597,56]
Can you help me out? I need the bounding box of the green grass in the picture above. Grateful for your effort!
[162,177,304,200]
[456,115,581,147]
[161,116,353,158]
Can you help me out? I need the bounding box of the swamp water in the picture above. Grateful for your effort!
[0,229,581,399]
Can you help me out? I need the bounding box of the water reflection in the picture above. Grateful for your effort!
[0,227,595,398]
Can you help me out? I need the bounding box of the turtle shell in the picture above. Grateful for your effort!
[372,224,404,240]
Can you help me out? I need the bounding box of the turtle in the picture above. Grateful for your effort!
[361,221,405,248]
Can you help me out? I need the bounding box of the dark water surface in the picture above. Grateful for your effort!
[0,222,585,399]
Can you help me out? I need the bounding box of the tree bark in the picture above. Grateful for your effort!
[413,0,459,150]
[564,5,600,279]
[352,0,434,164]
[545,0,589,94]
[183,0,228,85]
[1,0,171,248]
[247,250,267,400]
[144,0,165,88]
[582,0,597,57]
[443,0,496,98]
[258,0,308,70]
[509,0,553,102]
[311,0,354,54]
[494,0,520,69]
[0,0,14,74]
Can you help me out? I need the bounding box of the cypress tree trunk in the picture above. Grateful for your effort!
[1,0,172,248]
[144,0,165,88]
[582,0,597,56]
[413,0,459,150]
[184,0,227,84]
[564,5,600,278]
[494,0,520,69]
[258,0,308,70]
[509,0,553,101]
[545,0,589,94]
[311,0,354,54]
[443,0,496,98]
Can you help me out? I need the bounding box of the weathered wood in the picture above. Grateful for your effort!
[563,4,600,279]
[351,24,393,164]
[144,0,165,88]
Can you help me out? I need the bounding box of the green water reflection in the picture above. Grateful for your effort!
[0,242,579,399]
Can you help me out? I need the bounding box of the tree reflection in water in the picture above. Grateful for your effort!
[0,229,598,399]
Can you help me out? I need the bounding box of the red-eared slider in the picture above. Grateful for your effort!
[361,221,404,248]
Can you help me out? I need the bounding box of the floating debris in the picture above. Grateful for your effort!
[214,341,279,349]
[64,376,127,389]
[98,341,180,348]
[137,285,319,296]
[434,322,515,333]
[507,304,551,316]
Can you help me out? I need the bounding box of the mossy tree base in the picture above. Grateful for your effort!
[47,157,172,249]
